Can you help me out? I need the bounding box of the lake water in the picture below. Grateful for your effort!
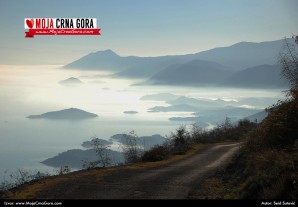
[0,65,285,181]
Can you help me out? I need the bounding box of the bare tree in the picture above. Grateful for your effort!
[121,131,141,163]
[219,116,233,132]
[82,136,111,169]
[279,37,298,89]
[9,169,31,185]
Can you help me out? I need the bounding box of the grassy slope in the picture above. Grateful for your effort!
[189,91,298,199]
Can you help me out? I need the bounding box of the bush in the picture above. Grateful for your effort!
[190,118,257,144]
[171,126,192,154]
[139,118,257,163]
[142,145,170,162]
[263,98,298,148]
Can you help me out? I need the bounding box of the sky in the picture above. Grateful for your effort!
[0,0,297,64]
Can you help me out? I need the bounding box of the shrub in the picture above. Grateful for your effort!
[142,145,170,162]
[261,96,298,149]
[171,126,192,154]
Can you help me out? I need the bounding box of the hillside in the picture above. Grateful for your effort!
[221,64,288,88]
[245,110,268,123]
[189,91,298,199]
[64,50,126,71]
[148,59,231,86]
[194,39,297,70]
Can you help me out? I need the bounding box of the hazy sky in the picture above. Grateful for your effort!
[0,0,297,64]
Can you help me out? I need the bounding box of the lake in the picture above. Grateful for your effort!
[0,65,284,181]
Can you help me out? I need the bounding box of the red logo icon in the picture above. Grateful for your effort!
[26,19,34,28]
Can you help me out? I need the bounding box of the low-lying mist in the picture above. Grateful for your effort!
[0,65,284,181]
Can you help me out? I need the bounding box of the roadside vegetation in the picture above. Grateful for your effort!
[141,118,256,163]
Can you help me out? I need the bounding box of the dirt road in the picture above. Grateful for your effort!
[30,142,241,199]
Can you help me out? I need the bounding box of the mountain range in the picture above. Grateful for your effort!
[63,38,298,88]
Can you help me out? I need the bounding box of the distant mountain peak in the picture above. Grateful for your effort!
[94,49,119,56]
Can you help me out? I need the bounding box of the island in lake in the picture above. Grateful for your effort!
[123,111,138,114]
[27,108,98,120]
[59,77,83,85]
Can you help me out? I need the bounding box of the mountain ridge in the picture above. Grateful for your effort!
[64,38,297,72]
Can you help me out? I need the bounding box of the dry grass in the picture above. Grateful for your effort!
[188,178,226,199]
